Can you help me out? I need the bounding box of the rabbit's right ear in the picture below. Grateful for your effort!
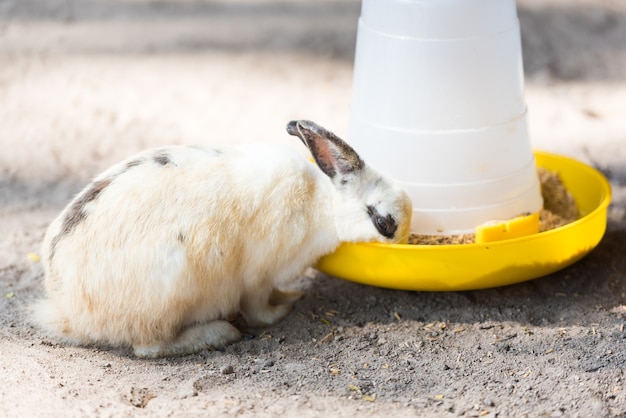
[286,120,364,184]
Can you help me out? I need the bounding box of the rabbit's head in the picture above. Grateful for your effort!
[287,120,412,244]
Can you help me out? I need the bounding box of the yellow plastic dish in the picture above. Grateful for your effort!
[316,151,612,291]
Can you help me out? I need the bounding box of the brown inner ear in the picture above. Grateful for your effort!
[288,120,364,181]
[304,131,364,179]
[305,133,338,179]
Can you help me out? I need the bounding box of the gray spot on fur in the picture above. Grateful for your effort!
[65,179,112,232]
[49,178,113,261]
[126,159,144,170]
[154,153,172,166]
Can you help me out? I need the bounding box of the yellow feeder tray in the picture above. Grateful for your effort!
[316,151,612,291]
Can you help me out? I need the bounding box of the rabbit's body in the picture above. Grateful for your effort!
[34,121,412,357]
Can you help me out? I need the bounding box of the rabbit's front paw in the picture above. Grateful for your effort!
[269,289,304,305]
[242,297,295,329]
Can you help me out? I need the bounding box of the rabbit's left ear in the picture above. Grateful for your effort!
[287,120,364,184]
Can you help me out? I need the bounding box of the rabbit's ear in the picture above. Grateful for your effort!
[287,120,364,183]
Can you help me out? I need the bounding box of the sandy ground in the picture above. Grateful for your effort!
[1,0,626,416]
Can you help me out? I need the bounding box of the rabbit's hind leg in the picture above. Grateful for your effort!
[133,320,242,358]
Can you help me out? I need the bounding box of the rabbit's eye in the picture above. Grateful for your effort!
[367,205,398,239]
[376,216,389,232]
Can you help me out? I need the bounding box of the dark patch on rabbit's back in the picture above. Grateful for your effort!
[64,178,112,233]
[125,158,144,170]
[153,152,174,166]
[121,151,176,174]
[48,177,113,261]
[124,151,177,171]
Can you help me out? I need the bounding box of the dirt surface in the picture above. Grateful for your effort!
[1,0,626,416]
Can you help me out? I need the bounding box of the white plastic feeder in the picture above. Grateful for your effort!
[349,0,543,235]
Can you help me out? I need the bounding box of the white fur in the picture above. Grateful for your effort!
[33,131,412,358]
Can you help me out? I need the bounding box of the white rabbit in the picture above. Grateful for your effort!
[32,120,412,358]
